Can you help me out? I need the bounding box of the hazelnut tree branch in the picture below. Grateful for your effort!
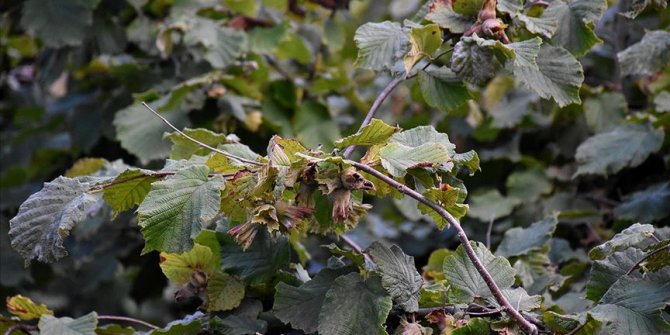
[98,315,160,330]
[142,102,264,166]
[625,243,670,276]
[349,161,539,335]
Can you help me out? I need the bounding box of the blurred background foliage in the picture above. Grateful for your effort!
[0,0,669,328]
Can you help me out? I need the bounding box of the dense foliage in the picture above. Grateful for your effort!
[1,0,669,334]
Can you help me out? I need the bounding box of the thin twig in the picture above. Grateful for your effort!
[625,243,670,276]
[142,102,263,166]
[4,324,36,335]
[485,217,494,249]
[342,77,403,158]
[340,234,373,264]
[98,315,160,330]
[349,161,539,335]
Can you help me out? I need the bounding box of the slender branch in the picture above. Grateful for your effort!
[485,217,494,249]
[97,315,160,330]
[340,234,373,264]
[349,161,539,335]
[342,77,403,158]
[3,324,36,335]
[142,102,263,166]
[625,243,670,276]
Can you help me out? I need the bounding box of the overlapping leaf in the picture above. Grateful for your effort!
[367,242,423,312]
[618,30,670,77]
[354,21,409,73]
[38,312,97,335]
[334,119,399,149]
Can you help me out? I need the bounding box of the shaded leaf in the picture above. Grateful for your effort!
[221,232,289,283]
[450,35,514,86]
[164,128,227,160]
[618,30,670,77]
[367,242,423,312]
[380,142,452,177]
[418,186,469,229]
[621,0,668,18]
[575,123,664,177]
[583,92,627,133]
[418,65,472,112]
[21,0,97,48]
[467,189,521,221]
[9,177,99,263]
[148,312,203,335]
[404,24,442,73]
[206,271,245,312]
[589,223,655,260]
[102,169,161,214]
[425,0,476,33]
[496,215,558,257]
[318,273,392,335]
[614,182,670,223]
[506,168,552,202]
[550,0,606,56]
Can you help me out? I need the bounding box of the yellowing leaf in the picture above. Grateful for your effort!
[7,295,53,321]
[160,243,218,285]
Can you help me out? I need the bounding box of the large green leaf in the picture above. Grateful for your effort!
[38,312,97,335]
[583,92,627,133]
[9,177,99,263]
[210,300,267,335]
[221,232,289,283]
[367,242,423,312]
[418,65,471,112]
[467,189,521,221]
[379,142,452,177]
[514,44,584,107]
[483,76,539,129]
[614,182,670,223]
[418,186,469,229]
[165,128,227,160]
[575,123,664,177]
[294,101,341,150]
[443,242,515,303]
[114,100,190,165]
[618,30,670,77]
[334,119,399,149]
[450,35,514,86]
[586,248,649,301]
[159,243,218,285]
[498,0,561,38]
[496,216,558,257]
[550,0,606,56]
[589,223,655,260]
[425,0,475,33]
[354,21,409,73]
[273,267,352,333]
[592,277,670,335]
[206,271,245,312]
[183,18,247,69]
[318,273,392,335]
[102,169,162,214]
[138,165,224,253]
[20,0,97,48]
[148,312,203,335]
[506,168,552,202]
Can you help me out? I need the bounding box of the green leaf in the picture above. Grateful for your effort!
[514,44,584,107]
[159,243,218,284]
[20,0,97,48]
[425,0,475,33]
[165,128,227,160]
[550,0,606,56]
[138,165,224,254]
[443,242,515,303]
[294,101,341,150]
[404,24,442,73]
[589,223,655,260]
[334,119,399,149]
[506,168,552,202]
[102,169,162,214]
[6,295,53,320]
[575,123,665,177]
[183,19,247,69]
[621,0,667,18]
[655,91,670,112]
[221,232,289,283]
[318,273,392,335]
[450,35,514,86]
[95,324,136,335]
[586,248,648,301]
[389,126,456,152]
[418,186,469,229]
[114,99,190,165]
[354,21,409,73]
[487,287,542,311]
[644,240,670,272]
[210,300,267,335]
[206,271,245,312]
[614,182,670,223]
[379,142,452,177]
[418,65,472,112]
[592,277,670,335]
[482,76,539,129]
[248,24,288,54]
[273,267,353,333]
[39,312,97,335]
[467,189,521,221]
[584,92,627,133]
[276,32,312,64]
[618,30,670,77]
[543,312,600,335]
[9,177,99,263]
[496,215,558,257]
[498,0,561,38]
[367,242,423,312]
[65,158,108,177]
